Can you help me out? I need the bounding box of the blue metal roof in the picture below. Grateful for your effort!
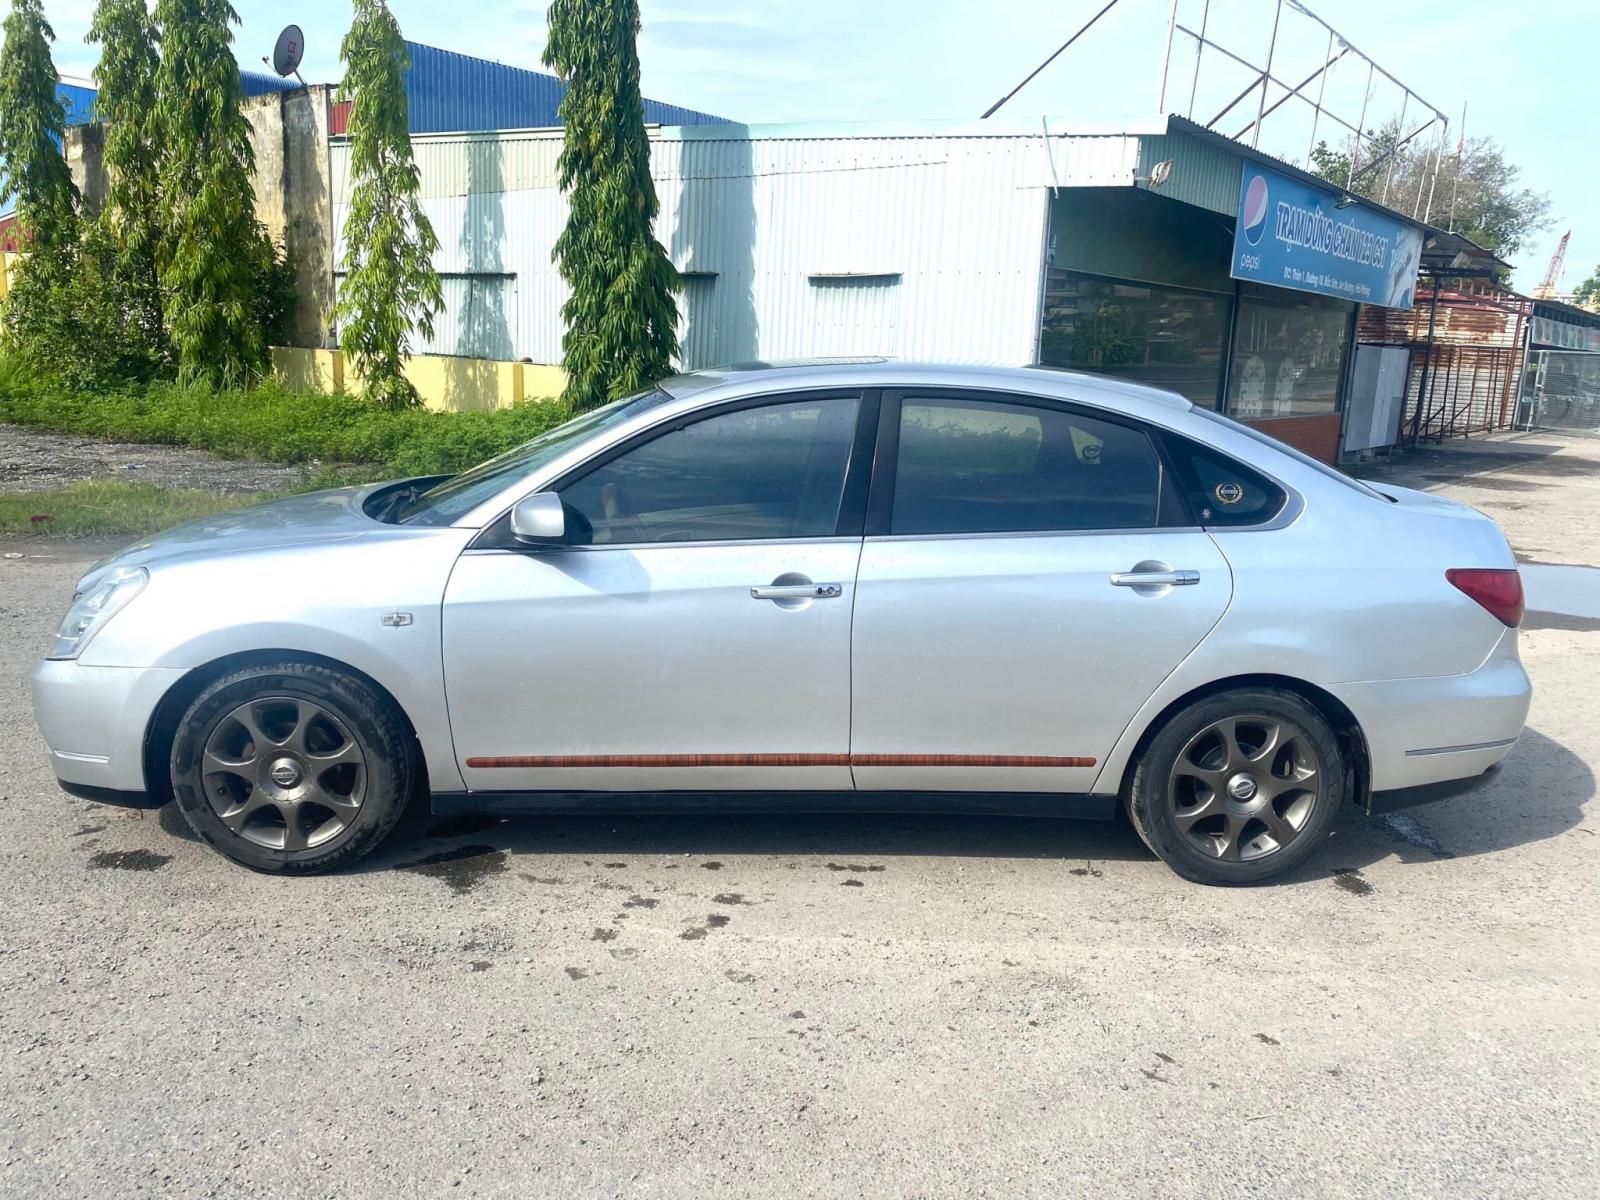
[240,70,299,97]
[402,41,729,134]
[59,81,98,126]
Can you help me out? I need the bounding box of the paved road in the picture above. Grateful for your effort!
[2,437,1598,1198]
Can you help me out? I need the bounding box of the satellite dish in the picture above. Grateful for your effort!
[272,25,305,82]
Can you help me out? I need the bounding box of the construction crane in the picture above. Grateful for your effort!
[1532,230,1570,300]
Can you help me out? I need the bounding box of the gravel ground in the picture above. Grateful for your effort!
[0,435,1596,1198]
[0,422,328,494]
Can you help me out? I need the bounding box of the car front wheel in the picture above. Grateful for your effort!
[1127,688,1346,886]
[170,661,414,874]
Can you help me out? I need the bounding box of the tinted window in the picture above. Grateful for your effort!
[401,388,674,527]
[1162,433,1287,526]
[560,396,860,545]
[889,397,1167,534]
[1194,407,1387,502]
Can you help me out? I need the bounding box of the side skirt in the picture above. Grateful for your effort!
[430,790,1117,821]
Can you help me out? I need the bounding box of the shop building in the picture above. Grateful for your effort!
[1036,118,1427,461]
[338,113,1430,460]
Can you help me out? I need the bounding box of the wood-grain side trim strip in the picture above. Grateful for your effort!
[465,754,851,769]
[850,754,1098,768]
[464,753,1097,769]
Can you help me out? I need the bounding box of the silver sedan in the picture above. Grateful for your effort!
[31,362,1531,885]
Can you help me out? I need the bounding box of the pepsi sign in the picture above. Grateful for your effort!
[1241,174,1269,247]
[1230,163,1424,310]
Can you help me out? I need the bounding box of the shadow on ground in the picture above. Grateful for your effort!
[340,728,1590,886]
[1350,437,1597,488]
[132,728,1589,888]
[1280,727,1593,882]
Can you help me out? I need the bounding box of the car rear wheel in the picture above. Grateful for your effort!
[1127,688,1346,886]
[170,661,414,874]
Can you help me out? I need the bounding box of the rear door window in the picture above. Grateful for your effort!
[888,396,1179,534]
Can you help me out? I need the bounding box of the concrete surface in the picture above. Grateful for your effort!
[1,434,1597,1198]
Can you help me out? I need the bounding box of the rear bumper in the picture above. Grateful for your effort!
[31,659,185,795]
[1329,632,1530,796]
[1368,763,1502,814]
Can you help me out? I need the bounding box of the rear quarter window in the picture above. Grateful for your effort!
[1161,434,1287,527]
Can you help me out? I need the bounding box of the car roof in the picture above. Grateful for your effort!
[655,360,1193,418]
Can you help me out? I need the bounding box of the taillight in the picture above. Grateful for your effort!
[1446,568,1524,627]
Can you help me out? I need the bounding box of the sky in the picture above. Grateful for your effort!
[30,0,1598,292]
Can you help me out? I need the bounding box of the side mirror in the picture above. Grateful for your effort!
[509,492,566,545]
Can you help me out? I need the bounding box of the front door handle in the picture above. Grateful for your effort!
[1110,569,1200,587]
[751,583,843,600]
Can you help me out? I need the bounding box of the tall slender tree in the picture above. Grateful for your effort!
[336,0,442,409]
[544,0,680,412]
[86,0,165,362]
[151,0,272,383]
[0,0,80,358]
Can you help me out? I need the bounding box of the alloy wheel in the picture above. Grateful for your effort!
[200,696,368,852]
[1168,714,1321,863]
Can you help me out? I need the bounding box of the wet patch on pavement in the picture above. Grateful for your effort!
[397,845,509,894]
[1332,867,1374,896]
[87,849,172,871]
[1375,812,1454,859]
[681,913,732,940]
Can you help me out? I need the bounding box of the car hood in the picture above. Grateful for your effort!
[85,485,388,582]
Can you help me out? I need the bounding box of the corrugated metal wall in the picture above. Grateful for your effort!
[332,125,1139,367]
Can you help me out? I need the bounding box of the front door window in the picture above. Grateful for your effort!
[560,396,861,544]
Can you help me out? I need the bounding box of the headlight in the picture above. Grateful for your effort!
[48,566,149,660]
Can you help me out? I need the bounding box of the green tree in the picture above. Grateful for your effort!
[335,0,442,409]
[544,0,680,412]
[1308,124,1550,262]
[85,0,165,369]
[1574,266,1600,313]
[151,0,273,383]
[0,0,80,363]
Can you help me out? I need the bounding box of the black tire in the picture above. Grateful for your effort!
[1127,688,1346,886]
[170,661,414,874]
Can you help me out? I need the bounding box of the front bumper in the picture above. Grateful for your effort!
[31,660,186,795]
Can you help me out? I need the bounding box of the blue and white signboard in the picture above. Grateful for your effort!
[1231,164,1424,309]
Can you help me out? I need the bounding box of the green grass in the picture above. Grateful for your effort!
[0,479,264,538]
[0,355,574,477]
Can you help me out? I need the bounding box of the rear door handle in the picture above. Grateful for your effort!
[751,583,843,600]
[1110,570,1200,587]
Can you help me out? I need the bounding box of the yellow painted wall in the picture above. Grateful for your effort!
[270,346,566,412]
[0,252,15,302]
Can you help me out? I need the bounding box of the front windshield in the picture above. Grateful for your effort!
[401,388,674,526]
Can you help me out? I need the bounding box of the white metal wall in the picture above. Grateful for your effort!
[331,124,1145,368]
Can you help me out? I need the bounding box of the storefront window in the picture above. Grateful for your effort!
[1039,270,1230,407]
[1225,284,1353,419]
